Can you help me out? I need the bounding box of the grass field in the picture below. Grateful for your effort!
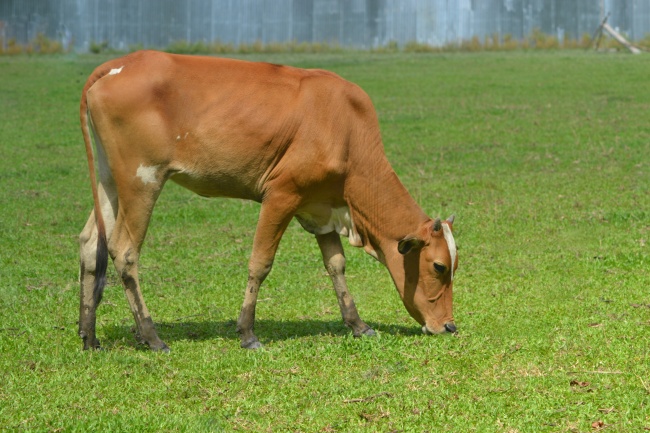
[1,51,649,432]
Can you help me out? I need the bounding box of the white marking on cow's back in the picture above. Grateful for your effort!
[442,223,457,281]
[108,66,124,75]
[136,164,159,185]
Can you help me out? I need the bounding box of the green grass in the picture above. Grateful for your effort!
[1,51,649,432]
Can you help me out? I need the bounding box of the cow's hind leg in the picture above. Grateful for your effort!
[79,183,116,350]
[109,176,169,352]
[316,232,375,337]
[79,211,103,349]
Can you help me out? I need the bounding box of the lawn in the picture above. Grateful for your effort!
[1,50,649,432]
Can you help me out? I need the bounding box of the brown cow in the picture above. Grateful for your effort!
[78,50,458,351]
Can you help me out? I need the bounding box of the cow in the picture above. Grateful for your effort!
[78,50,458,351]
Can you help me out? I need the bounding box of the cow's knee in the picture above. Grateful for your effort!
[79,225,98,271]
[112,246,136,273]
[325,252,346,277]
[79,225,93,246]
[248,258,273,283]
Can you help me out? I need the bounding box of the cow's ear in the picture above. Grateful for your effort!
[398,236,425,255]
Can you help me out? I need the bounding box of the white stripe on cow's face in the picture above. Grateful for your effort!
[442,223,457,281]
[109,66,124,75]
[136,164,158,185]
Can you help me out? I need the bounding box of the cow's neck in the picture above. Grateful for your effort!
[345,153,428,265]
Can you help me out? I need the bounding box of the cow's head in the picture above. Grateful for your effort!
[396,216,458,335]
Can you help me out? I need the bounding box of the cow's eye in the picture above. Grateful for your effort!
[433,262,447,274]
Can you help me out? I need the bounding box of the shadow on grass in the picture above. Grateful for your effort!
[102,318,422,349]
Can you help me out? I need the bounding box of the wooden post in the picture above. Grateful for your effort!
[589,13,642,54]
[602,22,642,54]
[589,14,609,51]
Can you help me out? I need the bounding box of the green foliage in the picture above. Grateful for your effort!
[1,52,650,431]
[638,33,650,50]
[400,29,598,53]
[528,27,560,49]
[89,40,110,54]
[371,40,399,53]
[0,32,66,55]
[4,29,650,56]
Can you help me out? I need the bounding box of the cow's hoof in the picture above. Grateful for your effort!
[82,344,102,351]
[154,344,171,353]
[148,340,170,353]
[353,327,376,338]
[81,337,101,351]
[241,338,262,350]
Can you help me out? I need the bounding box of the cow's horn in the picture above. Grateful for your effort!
[447,214,455,224]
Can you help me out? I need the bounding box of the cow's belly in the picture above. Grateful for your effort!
[169,170,262,201]
[295,206,363,247]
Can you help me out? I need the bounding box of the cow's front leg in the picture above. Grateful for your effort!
[236,271,267,349]
[237,193,298,349]
[316,232,375,337]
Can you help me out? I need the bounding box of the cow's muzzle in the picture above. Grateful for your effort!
[422,322,457,335]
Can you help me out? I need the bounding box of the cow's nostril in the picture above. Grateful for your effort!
[444,322,457,333]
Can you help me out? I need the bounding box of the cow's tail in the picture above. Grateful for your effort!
[80,69,109,305]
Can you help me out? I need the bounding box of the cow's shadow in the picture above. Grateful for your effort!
[102,318,421,350]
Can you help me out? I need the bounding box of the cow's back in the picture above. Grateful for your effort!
[85,50,380,202]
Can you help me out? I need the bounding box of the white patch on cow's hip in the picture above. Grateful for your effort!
[108,66,124,75]
[442,223,457,281]
[296,206,363,247]
[136,164,159,185]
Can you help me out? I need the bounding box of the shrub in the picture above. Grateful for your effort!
[89,40,109,54]
[1,33,67,55]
